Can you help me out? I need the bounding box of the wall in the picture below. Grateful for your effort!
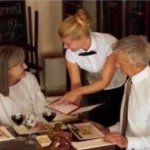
[25,0,63,55]
[25,0,66,93]
[83,1,97,31]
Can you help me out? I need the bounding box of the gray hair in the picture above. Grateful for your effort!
[113,35,150,66]
[0,45,25,96]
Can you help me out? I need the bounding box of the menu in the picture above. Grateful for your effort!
[46,100,102,115]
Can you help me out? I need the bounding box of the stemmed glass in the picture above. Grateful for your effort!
[25,113,36,144]
[25,104,37,145]
[42,110,56,125]
[11,106,26,141]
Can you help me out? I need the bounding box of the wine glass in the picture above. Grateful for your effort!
[11,114,24,126]
[25,113,36,144]
[25,105,37,145]
[11,106,25,141]
[42,110,56,125]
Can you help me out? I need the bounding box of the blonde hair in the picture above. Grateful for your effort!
[0,45,25,96]
[58,8,91,39]
[113,35,150,66]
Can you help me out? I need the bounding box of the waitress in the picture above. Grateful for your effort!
[58,8,126,126]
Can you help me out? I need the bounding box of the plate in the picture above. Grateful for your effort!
[13,124,49,135]
[71,138,114,150]
[0,126,15,141]
[67,122,104,140]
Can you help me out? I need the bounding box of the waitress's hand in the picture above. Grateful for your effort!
[59,89,82,105]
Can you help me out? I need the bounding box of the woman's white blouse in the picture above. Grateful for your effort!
[0,72,46,126]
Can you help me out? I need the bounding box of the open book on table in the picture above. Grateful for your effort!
[46,99,102,115]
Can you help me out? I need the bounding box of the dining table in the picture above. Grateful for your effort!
[0,124,116,150]
[0,96,116,150]
[0,139,115,150]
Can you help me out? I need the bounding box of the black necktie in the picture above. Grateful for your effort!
[121,78,132,136]
[78,50,97,56]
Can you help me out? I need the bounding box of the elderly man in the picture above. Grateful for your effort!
[98,35,150,150]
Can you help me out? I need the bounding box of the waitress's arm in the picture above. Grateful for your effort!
[61,60,83,105]
[66,60,82,90]
[60,53,117,103]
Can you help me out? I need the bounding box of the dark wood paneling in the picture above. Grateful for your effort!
[97,0,149,40]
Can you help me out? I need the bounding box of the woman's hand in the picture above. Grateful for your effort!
[59,88,82,105]
[103,132,128,148]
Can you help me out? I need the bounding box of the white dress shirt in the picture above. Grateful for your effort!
[109,66,150,150]
[66,32,126,90]
[0,72,46,127]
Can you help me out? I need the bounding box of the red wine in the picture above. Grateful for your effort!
[43,112,56,122]
[11,114,24,125]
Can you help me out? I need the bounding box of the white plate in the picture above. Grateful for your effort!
[71,138,114,150]
[13,125,49,135]
[0,126,15,141]
[67,122,104,140]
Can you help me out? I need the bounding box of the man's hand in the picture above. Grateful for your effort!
[104,132,128,148]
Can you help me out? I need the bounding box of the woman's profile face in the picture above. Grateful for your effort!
[62,36,83,51]
[8,62,27,84]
